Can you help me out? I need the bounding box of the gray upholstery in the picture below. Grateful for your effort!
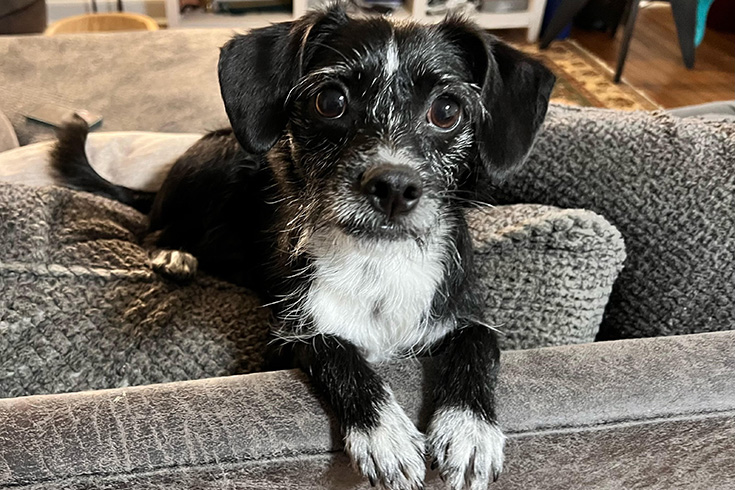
[0,29,233,146]
[493,107,735,340]
[469,205,624,349]
[1,330,733,488]
[0,182,272,398]
[669,100,735,121]
[0,182,624,397]
[1,28,734,490]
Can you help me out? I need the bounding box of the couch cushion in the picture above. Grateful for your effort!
[0,131,200,190]
[494,105,735,340]
[0,183,274,398]
[0,110,19,153]
[470,204,624,349]
[0,179,624,397]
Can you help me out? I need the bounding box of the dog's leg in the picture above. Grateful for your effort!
[289,334,426,490]
[427,323,505,490]
[149,249,199,281]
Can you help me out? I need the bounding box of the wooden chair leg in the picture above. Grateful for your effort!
[670,0,697,69]
[614,0,640,83]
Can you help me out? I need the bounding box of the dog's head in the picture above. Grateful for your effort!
[219,5,554,244]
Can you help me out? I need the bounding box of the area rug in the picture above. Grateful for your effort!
[518,41,660,110]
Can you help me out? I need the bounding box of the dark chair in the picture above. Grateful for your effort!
[540,0,698,83]
[0,0,47,35]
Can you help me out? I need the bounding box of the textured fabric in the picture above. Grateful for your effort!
[4,417,735,490]
[0,183,273,398]
[469,205,624,349]
[0,130,624,353]
[494,105,735,340]
[0,181,623,397]
[1,330,733,488]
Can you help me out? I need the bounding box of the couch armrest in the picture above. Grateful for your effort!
[2,331,733,488]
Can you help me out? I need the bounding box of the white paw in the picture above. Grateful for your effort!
[150,249,198,281]
[344,392,426,490]
[427,407,505,490]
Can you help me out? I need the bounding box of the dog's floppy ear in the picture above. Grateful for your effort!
[218,5,349,153]
[218,22,296,154]
[439,18,555,179]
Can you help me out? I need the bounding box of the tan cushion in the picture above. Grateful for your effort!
[0,110,19,153]
[0,131,201,190]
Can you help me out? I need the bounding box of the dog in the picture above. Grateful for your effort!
[51,5,554,489]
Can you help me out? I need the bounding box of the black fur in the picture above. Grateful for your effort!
[51,6,554,489]
[146,128,274,286]
[436,18,555,180]
[50,117,155,213]
[286,334,390,431]
[433,322,501,422]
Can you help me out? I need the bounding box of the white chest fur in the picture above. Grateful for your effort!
[302,228,451,363]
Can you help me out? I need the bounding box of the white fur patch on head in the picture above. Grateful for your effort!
[385,34,399,77]
[294,225,453,362]
[427,407,506,490]
[345,390,426,489]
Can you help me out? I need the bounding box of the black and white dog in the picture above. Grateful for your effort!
[52,5,554,489]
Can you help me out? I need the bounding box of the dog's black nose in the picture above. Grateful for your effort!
[360,165,423,219]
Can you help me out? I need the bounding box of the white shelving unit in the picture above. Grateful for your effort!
[165,0,546,42]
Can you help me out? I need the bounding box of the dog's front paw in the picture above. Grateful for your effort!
[344,394,426,490]
[150,249,198,281]
[427,407,505,490]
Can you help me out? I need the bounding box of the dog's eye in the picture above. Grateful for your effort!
[315,88,347,118]
[428,97,460,130]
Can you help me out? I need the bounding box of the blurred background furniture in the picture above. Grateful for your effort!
[0,0,47,34]
[44,12,159,34]
[540,0,711,82]
[44,0,158,35]
[163,0,549,41]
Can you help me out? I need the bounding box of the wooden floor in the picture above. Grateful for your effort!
[570,3,735,108]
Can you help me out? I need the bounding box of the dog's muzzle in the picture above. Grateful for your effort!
[359,164,423,220]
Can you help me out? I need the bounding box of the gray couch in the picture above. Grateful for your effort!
[0,29,734,489]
